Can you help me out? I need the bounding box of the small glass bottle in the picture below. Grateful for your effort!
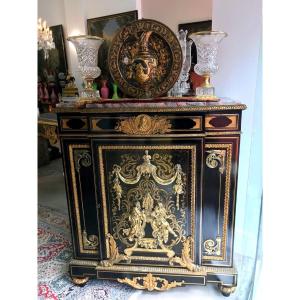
[101,80,109,99]
[112,82,120,100]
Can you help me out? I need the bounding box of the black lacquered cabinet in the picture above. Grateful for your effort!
[60,138,100,260]
[55,100,246,296]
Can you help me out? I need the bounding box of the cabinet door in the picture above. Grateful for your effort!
[92,138,203,269]
[61,138,100,259]
[201,137,240,267]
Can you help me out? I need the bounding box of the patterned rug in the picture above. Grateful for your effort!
[38,205,134,300]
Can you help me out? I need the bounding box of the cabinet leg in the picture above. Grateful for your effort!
[218,284,236,297]
[71,276,89,286]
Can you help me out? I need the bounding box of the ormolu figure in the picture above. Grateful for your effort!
[123,202,146,241]
[142,193,154,214]
[151,203,177,244]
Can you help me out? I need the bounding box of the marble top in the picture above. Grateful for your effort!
[54,97,246,113]
[38,112,58,125]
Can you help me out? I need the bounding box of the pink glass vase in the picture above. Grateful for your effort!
[50,87,58,104]
[43,84,49,102]
[100,80,109,99]
[38,83,44,101]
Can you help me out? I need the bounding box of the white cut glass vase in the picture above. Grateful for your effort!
[67,35,104,102]
[168,30,192,97]
[189,31,227,101]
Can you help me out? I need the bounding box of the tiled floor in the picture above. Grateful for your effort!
[38,158,255,300]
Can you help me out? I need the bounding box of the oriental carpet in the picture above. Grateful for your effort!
[38,205,134,300]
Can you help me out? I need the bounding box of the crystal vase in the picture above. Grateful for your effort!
[189,31,227,101]
[67,35,104,103]
[169,30,192,97]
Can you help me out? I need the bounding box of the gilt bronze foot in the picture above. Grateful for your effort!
[218,284,236,297]
[71,276,89,286]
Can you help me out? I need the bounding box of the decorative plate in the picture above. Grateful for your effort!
[108,19,183,98]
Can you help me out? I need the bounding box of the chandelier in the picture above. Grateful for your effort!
[37,18,55,60]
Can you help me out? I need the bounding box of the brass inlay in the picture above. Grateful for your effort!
[70,258,237,275]
[191,118,201,130]
[204,149,225,256]
[169,236,201,271]
[203,144,232,261]
[74,150,92,170]
[82,230,99,249]
[69,145,98,254]
[206,150,226,174]
[91,118,103,131]
[75,150,99,250]
[206,131,240,136]
[205,114,239,130]
[96,264,206,276]
[61,118,88,130]
[70,259,98,266]
[205,266,237,274]
[115,114,171,135]
[129,256,169,262]
[204,236,222,256]
[58,132,240,138]
[98,145,196,263]
[91,116,202,132]
[117,273,185,291]
[111,150,185,210]
[99,234,130,266]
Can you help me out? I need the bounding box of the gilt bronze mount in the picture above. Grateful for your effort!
[118,273,185,291]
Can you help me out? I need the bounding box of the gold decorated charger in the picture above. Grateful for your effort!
[108,19,183,98]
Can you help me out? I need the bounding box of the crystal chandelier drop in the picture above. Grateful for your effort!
[37,18,55,60]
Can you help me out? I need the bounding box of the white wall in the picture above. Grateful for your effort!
[212,0,262,257]
[85,0,137,19]
[38,0,65,27]
[141,0,212,33]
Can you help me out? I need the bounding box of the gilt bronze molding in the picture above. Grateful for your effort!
[99,233,129,267]
[115,114,171,135]
[169,236,201,272]
[203,144,232,261]
[69,145,98,254]
[117,273,184,291]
